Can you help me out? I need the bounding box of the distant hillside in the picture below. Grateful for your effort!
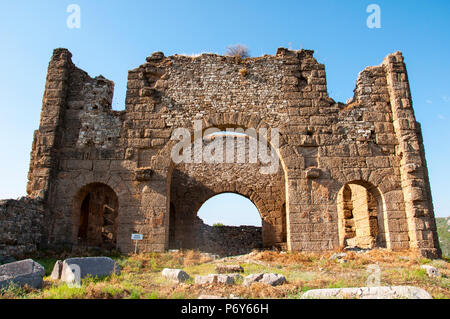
[436,217,450,258]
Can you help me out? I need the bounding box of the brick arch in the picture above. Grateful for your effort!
[201,113,263,131]
[336,180,387,248]
[332,177,410,251]
[71,182,119,248]
[153,116,292,190]
[70,173,131,202]
[64,173,133,248]
[166,123,288,252]
[332,168,403,206]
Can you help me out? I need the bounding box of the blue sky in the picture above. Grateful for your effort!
[0,1,449,225]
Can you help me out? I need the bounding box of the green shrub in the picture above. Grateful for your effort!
[213,223,225,227]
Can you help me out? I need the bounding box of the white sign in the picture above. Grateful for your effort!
[131,234,143,240]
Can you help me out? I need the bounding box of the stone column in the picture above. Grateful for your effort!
[383,52,441,258]
[27,48,72,200]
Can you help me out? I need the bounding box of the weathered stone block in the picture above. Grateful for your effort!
[162,268,190,283]
[243,273,286,287]
[53,257,120,284]
[195,274,235,285]
[301,286,432,299]
[0,259,45,289]
[420,265,441,278]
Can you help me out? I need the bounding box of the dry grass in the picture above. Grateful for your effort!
[239,68,248,77]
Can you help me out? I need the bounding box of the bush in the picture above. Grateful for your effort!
[225,44,250,58]
[213,223,225,227]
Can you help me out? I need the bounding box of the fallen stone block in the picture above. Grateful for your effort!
[0,259,45,289]
[217,275,235,285]
[195,274,235,285]
[215,264,244,274]
[243,273,286,287]
[162,268,190,283]
[301,286,432,299]
[420,265,441,278]
[243,273,264,287]
[260,273,286,286]
[52,257,120,285]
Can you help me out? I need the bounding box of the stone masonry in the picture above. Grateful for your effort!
[0,198,44,258]
[195,223,263,257]
[18,47,441,258]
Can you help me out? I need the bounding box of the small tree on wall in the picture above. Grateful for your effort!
[225,44,250,58]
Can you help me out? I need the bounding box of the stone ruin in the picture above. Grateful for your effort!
[0,47,442,259]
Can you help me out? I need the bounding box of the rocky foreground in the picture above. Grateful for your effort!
[0,249,449,299]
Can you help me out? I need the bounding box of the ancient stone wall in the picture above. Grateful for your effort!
[0,198,44,258]
[22,47,441,258]
[195,221,262,257]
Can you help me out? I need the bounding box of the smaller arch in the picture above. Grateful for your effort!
[337,180,387,249]
[72,183,119,249]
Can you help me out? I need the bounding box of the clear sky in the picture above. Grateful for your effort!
[0,1,449,225]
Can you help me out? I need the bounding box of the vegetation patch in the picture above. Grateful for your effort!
[0,249,448,299]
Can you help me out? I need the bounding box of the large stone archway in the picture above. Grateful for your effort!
[167,132,287,253]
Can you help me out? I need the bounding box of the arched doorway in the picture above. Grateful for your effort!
[337,181,386,249]
[73,183,119,248]
[169,192,263,256]
[167,127,287,253]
